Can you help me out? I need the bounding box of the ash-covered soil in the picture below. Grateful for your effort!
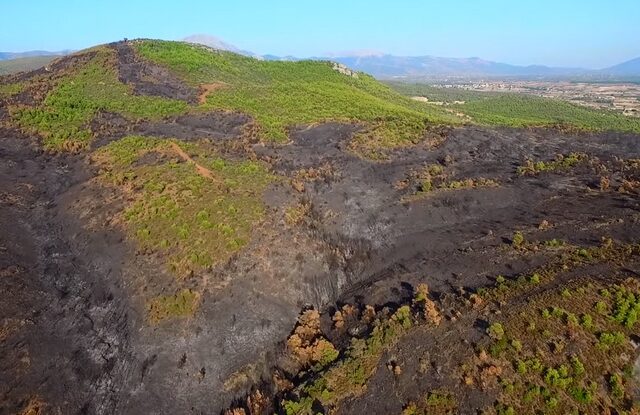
[0,133,134,414]
[1,44,639,415]
[113,41,198,103]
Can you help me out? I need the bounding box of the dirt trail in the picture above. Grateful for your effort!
[168,142,222,182]
[198,82,227,104]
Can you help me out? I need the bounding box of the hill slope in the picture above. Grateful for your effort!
[1,40,462,156]
[2,39,640,415]
[134,40,462,154]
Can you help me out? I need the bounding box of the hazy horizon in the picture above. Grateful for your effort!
[2,0,639,69]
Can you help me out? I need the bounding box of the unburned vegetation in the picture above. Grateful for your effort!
[135,40,463,158]
[93,135,277,277]
[388,82,640,134]
[8,47,187,151]
[476,279,640,414]
[251,239,640,415]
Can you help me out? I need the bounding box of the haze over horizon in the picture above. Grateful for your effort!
[2,0,639,69]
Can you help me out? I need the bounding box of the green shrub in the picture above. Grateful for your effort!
[529,273,541,284]
[571,356,585,376]
[597,331,626,350]
[487,322,505,340]
[512,231,525,247]
[580,313,593,330]
[510,339,522,352]
[570,386,593,404]
[609,373,625,399]
[516,360,527,375]
[595,301,609,315]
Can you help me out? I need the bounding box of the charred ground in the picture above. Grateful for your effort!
[0,40,639,415]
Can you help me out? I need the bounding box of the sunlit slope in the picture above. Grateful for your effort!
[135,40,463,155]
[1,40,464,155]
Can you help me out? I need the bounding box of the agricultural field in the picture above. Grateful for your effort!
[1,40,639,415]
[387,81,640,133]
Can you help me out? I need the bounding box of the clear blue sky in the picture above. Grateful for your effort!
[2,0,638,68]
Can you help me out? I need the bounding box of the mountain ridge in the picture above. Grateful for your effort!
[179,34,640,79]
[0,50,71,60]
[2,35,639,79]
[604,57,640,76]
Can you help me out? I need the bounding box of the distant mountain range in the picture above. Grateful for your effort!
[605,57,640,76]
[324,55,589,79]
[182,34,258,58]
[1,35,638,80]
[181,35,640,80]
[0,50,70,60]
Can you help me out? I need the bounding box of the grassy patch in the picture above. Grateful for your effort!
[134,40,463,155]
[482,241,640,303]
[402,390,457,415]
[147,288,200,323]
[10,48,187,151]
[517,153,588,175]
[94,135,276,276]
[407,163,499,200]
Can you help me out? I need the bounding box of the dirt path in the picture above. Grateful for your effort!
[198,82,226,104]
[168,142,222,183]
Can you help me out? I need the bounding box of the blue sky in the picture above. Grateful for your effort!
[2,0,638,68]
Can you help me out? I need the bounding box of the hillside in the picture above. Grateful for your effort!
[0,39,462,157]
[1,39,640,415]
